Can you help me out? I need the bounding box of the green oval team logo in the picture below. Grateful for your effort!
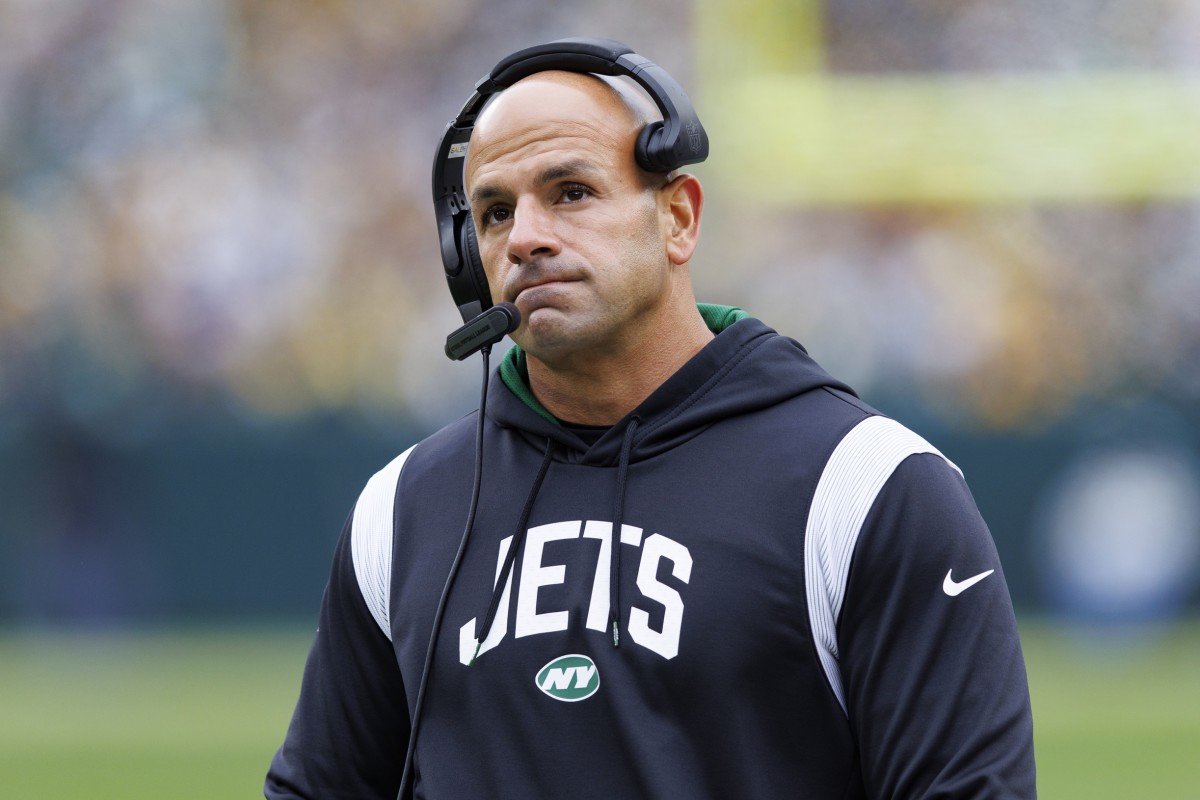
[535,654,600,702]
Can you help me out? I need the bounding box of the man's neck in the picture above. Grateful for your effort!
[525,308,714,426]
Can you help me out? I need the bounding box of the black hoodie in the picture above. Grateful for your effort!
[267,307,1036,799]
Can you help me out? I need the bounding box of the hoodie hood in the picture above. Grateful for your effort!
[489,305,856,466]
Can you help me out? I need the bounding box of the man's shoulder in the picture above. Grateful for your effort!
[350,412,479,505]
[414,410,481,457]
[756,383,880,448]
[760,386,959,487]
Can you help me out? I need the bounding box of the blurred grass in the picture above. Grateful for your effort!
[0,628,311,800]
[0,619,1198,798]
[1021,619,1200,799]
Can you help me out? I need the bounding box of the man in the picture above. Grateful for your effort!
[267,43,1035,799]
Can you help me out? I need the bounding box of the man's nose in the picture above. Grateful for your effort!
[506,201,561,265]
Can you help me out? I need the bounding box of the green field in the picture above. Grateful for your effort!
[1,620,1197,798]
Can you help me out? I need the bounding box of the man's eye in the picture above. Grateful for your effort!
[561,185,589,203]
[482,207,511,227]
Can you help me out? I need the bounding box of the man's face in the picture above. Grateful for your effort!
[464,73,670,362]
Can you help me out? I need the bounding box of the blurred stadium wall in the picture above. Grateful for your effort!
[2,0,1198,627]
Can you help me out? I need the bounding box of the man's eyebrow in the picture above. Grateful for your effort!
[470,159,601,206]
[470,183,505,206]
[534,158,601,186]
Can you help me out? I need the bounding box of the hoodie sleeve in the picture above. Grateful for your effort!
[264,511,410,800]
[837,452,1036,799]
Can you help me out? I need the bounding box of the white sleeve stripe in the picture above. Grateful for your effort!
[351,445,417,641]
[804,416,959,715]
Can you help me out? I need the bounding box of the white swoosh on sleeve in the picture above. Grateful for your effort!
[942,569,994,597]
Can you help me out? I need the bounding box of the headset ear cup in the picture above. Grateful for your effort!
[459,218,493,312]
[635,121,666,172]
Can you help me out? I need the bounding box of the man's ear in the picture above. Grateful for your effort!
[661,173,704,266]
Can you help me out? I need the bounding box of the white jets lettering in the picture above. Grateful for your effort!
[582,520,643,632]
[459,520,691,664]
[628,534,692,660]
[459,535,515,664]
[515,521,578,638]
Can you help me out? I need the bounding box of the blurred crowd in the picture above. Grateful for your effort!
[1,0,1198,441]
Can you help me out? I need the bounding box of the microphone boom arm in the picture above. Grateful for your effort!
[444,302,522,360]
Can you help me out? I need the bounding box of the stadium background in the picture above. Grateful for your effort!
[1,0,1198,796]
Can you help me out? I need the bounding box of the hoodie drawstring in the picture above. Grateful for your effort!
[609,418,639,648]
[471,417,638,661]
[470,436,555,664]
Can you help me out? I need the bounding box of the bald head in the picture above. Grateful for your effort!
[466,71,663,193]
[480,70,659,134]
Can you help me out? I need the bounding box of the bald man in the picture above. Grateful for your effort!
[267,47,1035,800]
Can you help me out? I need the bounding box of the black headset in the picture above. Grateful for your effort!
[431,37,710,325]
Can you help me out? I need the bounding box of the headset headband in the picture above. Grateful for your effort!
[432,37,709,324]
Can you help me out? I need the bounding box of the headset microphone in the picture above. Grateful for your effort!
[444,302,521,361]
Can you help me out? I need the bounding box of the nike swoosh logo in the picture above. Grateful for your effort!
[943,569,995,597]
